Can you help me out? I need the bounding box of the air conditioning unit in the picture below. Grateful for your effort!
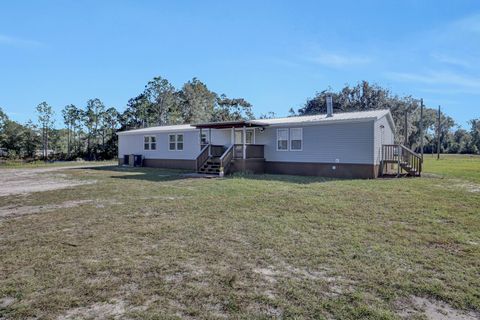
[133,154,143,167]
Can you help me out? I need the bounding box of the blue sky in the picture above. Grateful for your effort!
[0,0,479,128]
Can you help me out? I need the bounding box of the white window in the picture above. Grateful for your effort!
[290,128,303,151]
[169,133,184,151]
[277,129,289,151]
[201,133,208,145]
[177,134,184,150]
[144,136,156,150]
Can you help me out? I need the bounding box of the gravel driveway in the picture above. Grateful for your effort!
[0,165,104,197]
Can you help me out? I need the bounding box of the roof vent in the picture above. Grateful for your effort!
[326,96,333,117]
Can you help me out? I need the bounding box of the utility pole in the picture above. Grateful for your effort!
[404,110,408,147]
[420,99,424,160]
[437,105,441,160]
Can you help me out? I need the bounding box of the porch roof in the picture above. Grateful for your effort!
[191,120,269,129]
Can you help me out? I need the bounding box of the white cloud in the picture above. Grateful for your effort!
[387,70,480,92]
[431,53,471,68]
[308,51,371,68]
[0,34,42,47]
[453,13,480,34]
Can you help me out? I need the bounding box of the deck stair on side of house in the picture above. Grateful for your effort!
[198,157,222,174]
[380,144,422,177]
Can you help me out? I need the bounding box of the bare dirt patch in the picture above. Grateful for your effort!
[57,294,155,319]
[0,296,15,308]
[247,301,283,318]
[0,200,93,219]
[0,198,124,219]
[0,166,98,197]
[457,183,480,193]
[57,299,127,320]
[163,262,207,284]
[435,179,480,193]
[253,260,352,298]
[253,267,278,283]
[396,296,480,320]
[93,199,124,208]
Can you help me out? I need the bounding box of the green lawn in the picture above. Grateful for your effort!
[0,155,479,319]
[423,154,480,183]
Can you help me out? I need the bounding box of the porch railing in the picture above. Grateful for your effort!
[233,144,264,159]
[399,144,422,176]
[382,144,399,162]
[211,145,225,157]
[220,145,234,174]
[195,144,210,171]
[381,144,422,176]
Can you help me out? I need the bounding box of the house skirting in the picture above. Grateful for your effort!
[230,158,265,174]
[119,157,196,170]
[144,159,197,170]
[119,157,379,179]
[264,161,379,179]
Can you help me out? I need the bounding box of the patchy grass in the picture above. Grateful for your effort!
[0,157,479,319]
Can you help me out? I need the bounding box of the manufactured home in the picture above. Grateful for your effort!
[117,109,422,179]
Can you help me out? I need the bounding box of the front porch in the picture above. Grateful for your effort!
[192,120,268,175]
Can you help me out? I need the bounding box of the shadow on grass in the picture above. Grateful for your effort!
[228,172,340,184]
[85,165,344,184]
[87,165,191,182]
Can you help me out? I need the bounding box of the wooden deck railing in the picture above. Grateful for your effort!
[196,143,264,173]
[247,144,264,158]
[381,144,422,176]
[382,144,399,162]
[210,145,225,157]
[399,144,422,176]
[219,145,234,174]
[195,144,210,171]
[233,144,264,159]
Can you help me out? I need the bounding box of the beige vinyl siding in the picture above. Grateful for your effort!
[255,120,375,164]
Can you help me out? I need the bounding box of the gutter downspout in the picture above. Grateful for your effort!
[242,125,246,160]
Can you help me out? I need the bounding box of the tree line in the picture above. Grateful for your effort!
[0,76,253,160]
[293,81,480,155]
[0,78,479,161]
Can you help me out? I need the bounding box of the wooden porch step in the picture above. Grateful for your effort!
[206,163,220,167]
[380,144,422,178]
[204,165,219,169]
[198,168,220,172]
[198,161,221,174]
[198,169,220,174]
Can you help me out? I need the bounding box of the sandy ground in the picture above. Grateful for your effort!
[0,165,105,197]
[0,200,93,219]
[396,296,480,320]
